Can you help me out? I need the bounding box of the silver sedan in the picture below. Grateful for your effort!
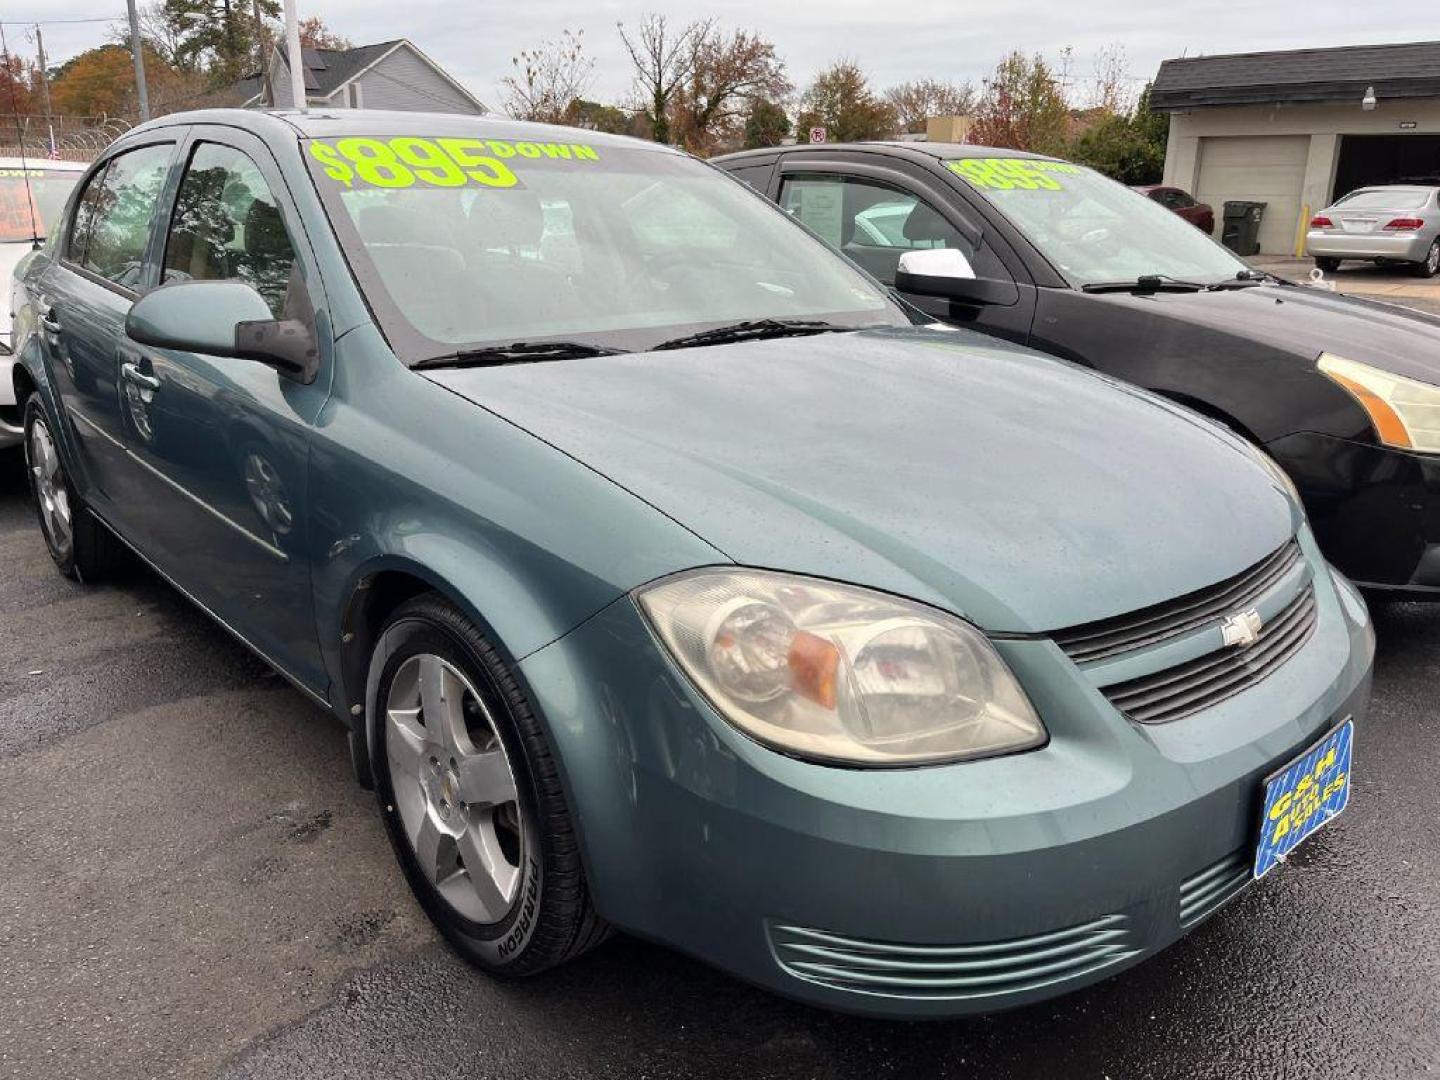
[1306,185,1440,277]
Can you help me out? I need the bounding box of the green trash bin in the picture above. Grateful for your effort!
[1221,200,1267,256]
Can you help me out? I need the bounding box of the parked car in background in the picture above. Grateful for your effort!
[0,158,86,450]
[1306,185,1440,277]
[12,109,1373,1018]
[717,142,1440,598]
[1133,183,1214,233]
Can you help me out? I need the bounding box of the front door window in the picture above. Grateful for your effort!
[162,142,300,318]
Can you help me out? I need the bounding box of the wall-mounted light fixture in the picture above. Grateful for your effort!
[1362,86,1378,111]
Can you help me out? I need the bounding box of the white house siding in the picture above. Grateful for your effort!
[1162,100,1440,254]
[267,53,296,108]
[355,45,479,114]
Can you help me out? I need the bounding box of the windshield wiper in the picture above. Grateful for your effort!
[1082,273,1264,294]
[650,319,859,352]
[412,340,626,370]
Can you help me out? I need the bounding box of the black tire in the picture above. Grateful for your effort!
[22,394,124,582]
[1314,256,1340,273]
[1416,240,1440,279]
[367,592,609,975]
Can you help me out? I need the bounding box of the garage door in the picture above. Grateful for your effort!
[1196,135,1309,255]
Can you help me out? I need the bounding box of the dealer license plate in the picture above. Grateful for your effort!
[1254,719,1354,880]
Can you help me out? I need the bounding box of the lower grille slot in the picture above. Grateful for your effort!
[769,915,1140,1002]
[1179,850,1252,927]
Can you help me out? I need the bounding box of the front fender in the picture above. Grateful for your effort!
[307,325,726,720]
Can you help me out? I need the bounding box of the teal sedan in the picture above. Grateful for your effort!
[10,109,1374,1017]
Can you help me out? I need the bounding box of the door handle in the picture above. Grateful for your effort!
[121,362,161,391]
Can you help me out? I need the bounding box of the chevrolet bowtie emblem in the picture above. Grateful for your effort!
[1221,608,1264,648]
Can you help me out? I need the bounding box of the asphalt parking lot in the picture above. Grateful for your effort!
[1252,255,1440,316]
[2,442,1438,1079]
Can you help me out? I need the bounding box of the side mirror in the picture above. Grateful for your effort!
[894,248,1017,306]
[126,280,319,384]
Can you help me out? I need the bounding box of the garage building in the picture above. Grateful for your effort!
[1153,42,1440,254]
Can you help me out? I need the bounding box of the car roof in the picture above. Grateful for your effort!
[0,157,88,171]
[124,107,675,156]
[719,141,1067,165]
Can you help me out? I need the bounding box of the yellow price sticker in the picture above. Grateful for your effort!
[307,136,600,190]
[947,158,1080,191]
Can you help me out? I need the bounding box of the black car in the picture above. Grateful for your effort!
[717,143,1440,598]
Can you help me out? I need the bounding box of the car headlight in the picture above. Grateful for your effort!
[635,569,1046,767]
[1318,352,1440,454]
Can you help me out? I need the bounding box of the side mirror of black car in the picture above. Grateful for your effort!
[126,280,320,384]
[894,249,1017,306]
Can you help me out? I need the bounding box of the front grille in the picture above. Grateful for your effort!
[1179,850,1252,928]
[1054,540,1302,664]
[769,914,1139,1002]
[1104,585,1317,724]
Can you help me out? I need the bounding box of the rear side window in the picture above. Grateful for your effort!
[73,144,173,289]
[162,142,299,318]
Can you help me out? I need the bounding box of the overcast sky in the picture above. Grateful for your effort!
[15,0,1440,111]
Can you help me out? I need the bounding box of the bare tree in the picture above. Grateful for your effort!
[884,78,974,135]
[673,28,790,154]
[499,29,594,123]
[108,3,191,71]
[1087,43,1135,115]
[617,14,711,144]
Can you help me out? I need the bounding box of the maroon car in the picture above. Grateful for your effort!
[1133,184,1214,234]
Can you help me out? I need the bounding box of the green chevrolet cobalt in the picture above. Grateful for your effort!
[11,109,1373,1017]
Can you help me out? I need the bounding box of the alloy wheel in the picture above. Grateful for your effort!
[1427,241,1439,277]
[385,653,524,924]
[27,417,73,558]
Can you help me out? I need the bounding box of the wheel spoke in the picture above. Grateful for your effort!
[457,824,518,919]
[455,748,516,809]
[410,811,447,885]
[386,705,428,778]
[417,656,470,753]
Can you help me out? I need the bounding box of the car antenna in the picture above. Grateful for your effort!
[0,22,42,250]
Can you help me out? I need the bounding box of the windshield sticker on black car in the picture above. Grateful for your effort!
[308,136,600,190]
[946,158,1080,191]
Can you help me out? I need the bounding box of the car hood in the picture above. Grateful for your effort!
[425,328,1297,634]
[1094,282,1440,385]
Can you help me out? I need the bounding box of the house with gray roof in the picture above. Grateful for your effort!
[1152,41,1440,254]
[237,39,486,115]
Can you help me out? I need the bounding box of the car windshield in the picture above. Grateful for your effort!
[0,166,82,243]
[1333,187,1431,210]
[945,157,1247,287]
[305,132,908,360]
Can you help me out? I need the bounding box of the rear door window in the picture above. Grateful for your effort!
[75,144,174,289]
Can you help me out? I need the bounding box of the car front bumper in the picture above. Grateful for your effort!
[1305,230,1435,262]
[1271,432,1440,594]
[519,531,1376,1017]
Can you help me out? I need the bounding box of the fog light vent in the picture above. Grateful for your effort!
[768,914,1139,1002]
[1179,849,1252,928]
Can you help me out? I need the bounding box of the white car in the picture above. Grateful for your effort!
[1,157,86,449]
